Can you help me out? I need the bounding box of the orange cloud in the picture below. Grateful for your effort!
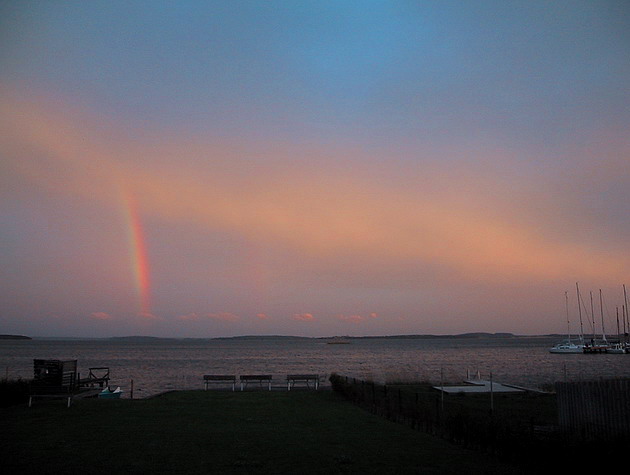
[292,313,315,321]
[2,86,629,291]
[90,312,113,320]
[176,312,239,322]
[206,312,240,322]
[336,314,363,323]
[256,313,271,320]
[336,313,379,323]
[138,312,161,320]
[176,313,201,321]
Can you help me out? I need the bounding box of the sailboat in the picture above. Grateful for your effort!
[549,289,584,353]
[608,286,629,354]
[582,289,612,353]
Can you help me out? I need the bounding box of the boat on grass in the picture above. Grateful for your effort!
[98,386,123,399]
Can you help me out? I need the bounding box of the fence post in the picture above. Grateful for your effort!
[440,367,444,412]
[490,371,494,414]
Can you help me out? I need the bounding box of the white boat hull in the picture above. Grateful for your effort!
[549,347,584,354]
[549,340,584,353]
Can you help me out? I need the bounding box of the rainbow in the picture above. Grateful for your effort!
[122,190,151,316]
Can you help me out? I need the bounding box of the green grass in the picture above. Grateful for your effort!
[0,390,533,474]
[389,382,558,427]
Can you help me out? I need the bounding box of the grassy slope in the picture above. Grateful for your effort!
[0,390,532,474]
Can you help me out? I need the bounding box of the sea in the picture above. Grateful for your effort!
[2,336,629,398]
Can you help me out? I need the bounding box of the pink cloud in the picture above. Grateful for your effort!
[175,312,240,322]
[256,313,271,320]
[176,312,201,321]
[138,311,161,320]
[292,313,314,321]
[336,312,378,323]
[336,314,364,323]
[90,312,112,320]
[206,312,240,322]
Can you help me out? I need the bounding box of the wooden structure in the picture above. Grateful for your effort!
[29,359,78,408]
[79,367,110,388]
[287,374,319,390]
[239,374,272,391]
[203,374,237,391]
[556,379,630,440]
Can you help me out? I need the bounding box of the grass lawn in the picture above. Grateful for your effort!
[389,382,558,426]
[0,390,533,474]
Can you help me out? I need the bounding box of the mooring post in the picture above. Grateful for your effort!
[130,379,134,400]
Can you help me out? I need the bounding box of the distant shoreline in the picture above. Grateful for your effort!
[18,332,568,342]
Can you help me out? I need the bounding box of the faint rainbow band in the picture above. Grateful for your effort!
[122,189,151,316]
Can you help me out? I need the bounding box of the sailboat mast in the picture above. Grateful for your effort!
[576,282,584,342]
[624,284,629,344]
[599,289,606,342]
[565,291,571,342]
[590,291,595,342]
[616,307,620,340]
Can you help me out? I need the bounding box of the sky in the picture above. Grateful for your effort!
[1,1,629,338]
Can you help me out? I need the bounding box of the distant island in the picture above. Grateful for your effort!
[0,334,32,340]
[104,333,519,342]
[326,332,516,340]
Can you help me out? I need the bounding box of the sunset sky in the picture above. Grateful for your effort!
[1,1,629,338]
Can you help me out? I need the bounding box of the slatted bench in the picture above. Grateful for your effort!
[240,374,272,391]
[28,385,76,408]
[287,374,319,391]
[203,375,237,391]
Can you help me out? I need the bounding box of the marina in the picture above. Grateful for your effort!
[549,284,630,354]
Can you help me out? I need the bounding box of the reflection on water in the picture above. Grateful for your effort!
[2,337,629,398]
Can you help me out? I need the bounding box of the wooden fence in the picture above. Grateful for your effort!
[556,379,630,440]
[329,374,630,470]
[328,374,553,463]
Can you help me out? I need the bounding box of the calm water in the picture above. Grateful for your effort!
[2,336,629,398]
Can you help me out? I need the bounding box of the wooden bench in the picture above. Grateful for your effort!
[203,374,237,391]
[28,384,76,408]
[287,374,319,391]
[239,374,272,391]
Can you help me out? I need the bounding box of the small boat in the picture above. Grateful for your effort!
[98,386,123,399]
[606,342,627,354]
[549,339,584,353]
[550,290,585,353]
[327,336,351,344]
[582,339,611,353]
